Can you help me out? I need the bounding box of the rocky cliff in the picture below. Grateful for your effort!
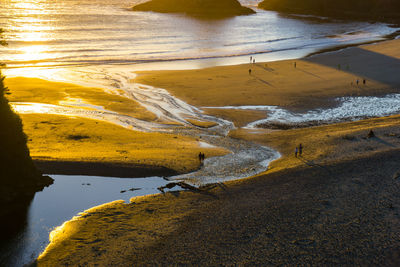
[133,0,255,18]
[258,0,400,22]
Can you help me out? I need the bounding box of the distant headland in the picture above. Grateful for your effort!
[132,0,255,18]
[258,0,400,22]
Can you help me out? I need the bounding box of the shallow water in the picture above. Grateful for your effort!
[203,94,400,128]
[170,134,281,185]
[0,174,175,267]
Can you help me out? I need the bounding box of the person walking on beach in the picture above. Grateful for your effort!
[363,79,366,85]
[199,152,202,162]
[250,56,252,63]
[298,143,303,156]
[249,68,252,75]
[201,153,205,161]
[294,62,296,68]
[356,79,359,85]
[295,147,298,158]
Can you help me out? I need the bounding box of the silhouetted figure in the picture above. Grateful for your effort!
[198,152,202,162]
[201,153,205,161]
[295,147,298,158]
[363,79,366,85]
[299,143,303,156]
[294,62,296,68]
[250,56,252,63]
[249,68,252,75]
[356,79,359,85]
[253,59,255,64]
[367,130,375,138]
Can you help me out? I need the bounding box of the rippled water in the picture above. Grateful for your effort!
[0,0,397,69]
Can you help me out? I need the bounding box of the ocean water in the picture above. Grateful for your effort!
[0,0,397,70]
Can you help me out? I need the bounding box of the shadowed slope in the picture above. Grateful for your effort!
[258,0,400,22]
[133,0,255,18]
[0,75,53,241]
[305,45,400,87]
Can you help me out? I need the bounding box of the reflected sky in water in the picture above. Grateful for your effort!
[2,174,172,267]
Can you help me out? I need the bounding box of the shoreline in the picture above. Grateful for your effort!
[3,29,399,75]
[33,160,179,178]
[304,27,400,58]
[134,38,400,118]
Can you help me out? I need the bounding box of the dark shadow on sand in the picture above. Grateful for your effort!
[254,63,275,73]
[297,156,332,173]
[252,74,275,87]
[305,47,400,87]
[296,67,325,80]
[370,136,396,148]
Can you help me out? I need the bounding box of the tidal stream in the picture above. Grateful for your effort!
[0,175,178,267]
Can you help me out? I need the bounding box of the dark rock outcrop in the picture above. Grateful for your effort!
[133,0,255,18]
[0,74,53,238]
[258,0,400,22]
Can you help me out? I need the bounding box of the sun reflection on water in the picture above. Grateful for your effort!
[17,45,49,62]
[11,0,46,13]
[4,0,55,71]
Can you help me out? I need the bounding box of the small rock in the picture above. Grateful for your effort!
[129,188,141,191]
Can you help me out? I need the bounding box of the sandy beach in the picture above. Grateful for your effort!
[33,39,400,265]
[136,39,400,124]
[6,86,228,176]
